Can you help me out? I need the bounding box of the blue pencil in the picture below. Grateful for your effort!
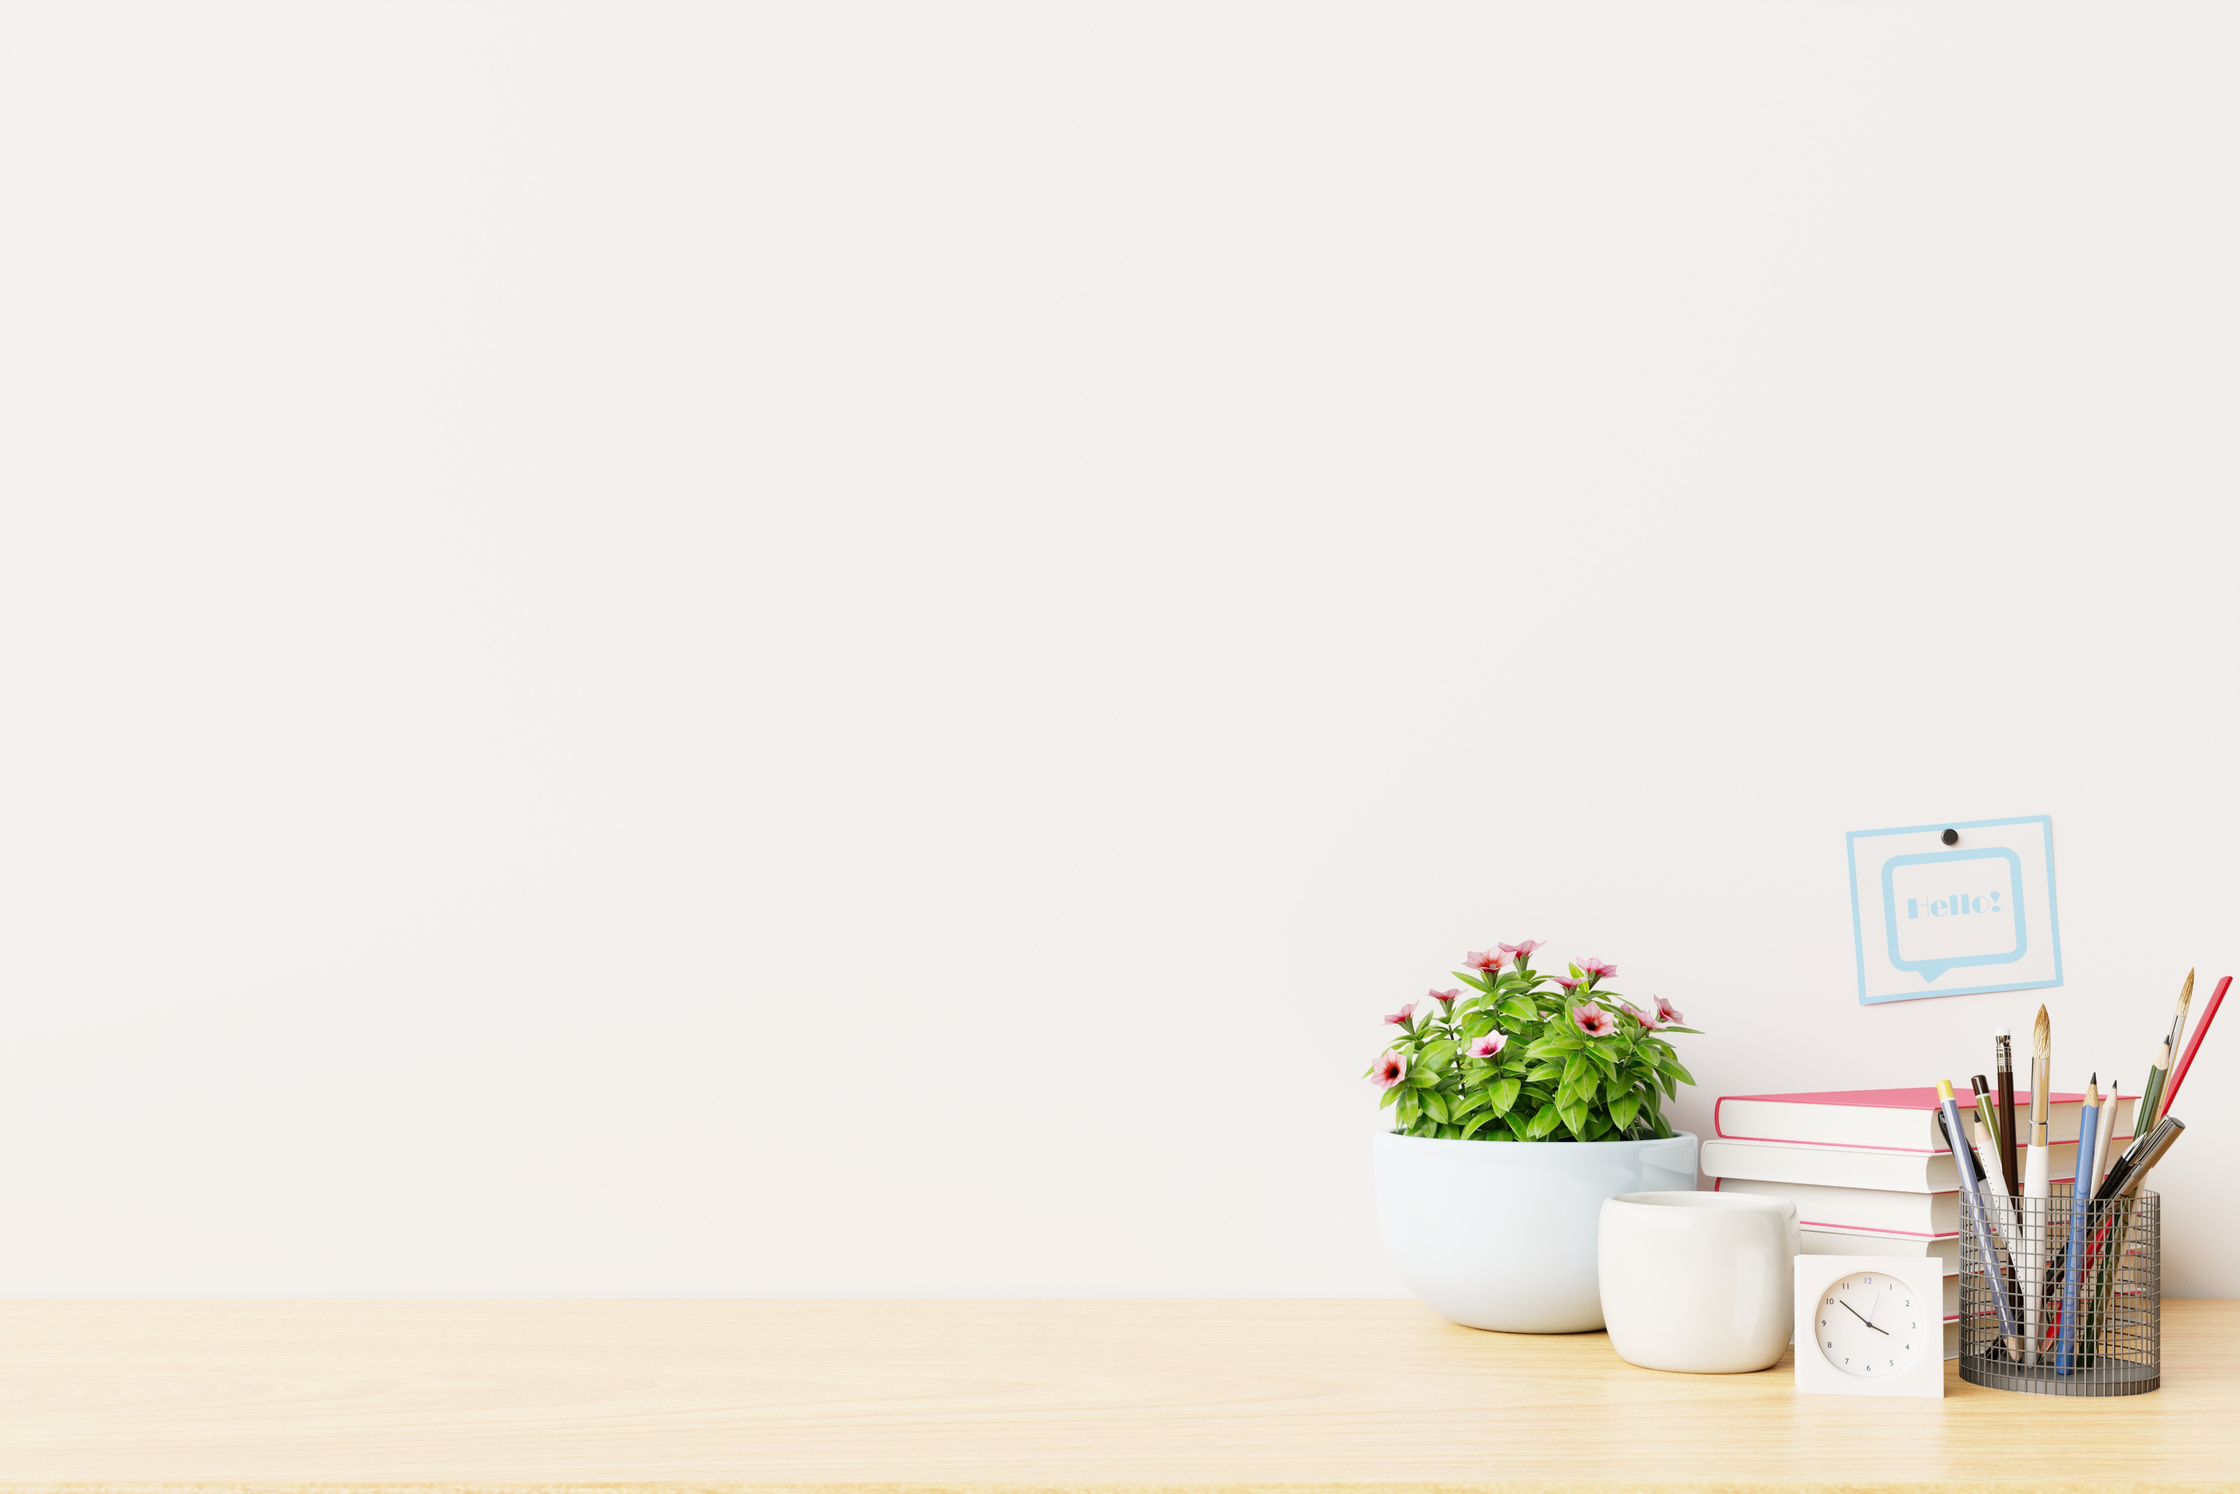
[2056,1079,2101,1374]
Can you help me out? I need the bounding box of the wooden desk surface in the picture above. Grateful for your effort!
[0,1299,2234,1490]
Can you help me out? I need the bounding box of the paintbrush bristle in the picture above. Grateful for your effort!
[2034,1004,2051,1060]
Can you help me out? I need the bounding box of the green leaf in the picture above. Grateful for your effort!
[1487,1076,1521,1115]
[1422,1090,1450,1124]
[1525,1101,1560,1139]
[1498,998,1538,1023]
[1379,1084,1403,1110]
[1398,1093,1420,1127]
[1558,1097,1589,1138]
[1461,1112,1495,1140]
[1662,1058,1697,1087]
[1610,1092,1640,1129]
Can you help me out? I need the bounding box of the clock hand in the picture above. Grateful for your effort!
[1838,1299,1889,1336]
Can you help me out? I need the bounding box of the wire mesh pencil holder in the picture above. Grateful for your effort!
[1958,1183,2159,1396]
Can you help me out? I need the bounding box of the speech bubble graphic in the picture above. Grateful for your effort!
[1879,847,2026,983]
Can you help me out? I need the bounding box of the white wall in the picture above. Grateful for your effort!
[3,3,2237,1297]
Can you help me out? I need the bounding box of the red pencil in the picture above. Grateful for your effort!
[2163,973,2232,1114]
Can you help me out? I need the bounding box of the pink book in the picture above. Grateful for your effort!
[1713,1086,2135,1152]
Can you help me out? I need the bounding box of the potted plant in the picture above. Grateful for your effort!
[1367,942,1703,1332]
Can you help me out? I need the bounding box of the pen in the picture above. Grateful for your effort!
[2096,1113,2186,1203]
[2112,1114,2183,1194]
[1939,1080,2024,1362]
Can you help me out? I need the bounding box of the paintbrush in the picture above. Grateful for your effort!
[2155,969,2196,1126]
[2136,971,2192,1129]
[2164,974,2231,1115]
[2022,1003,2052,1360]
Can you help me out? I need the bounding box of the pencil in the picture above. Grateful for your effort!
[2090,1078,2120,1195]
[1995,1028,2021,1197]
[2056,1079,2100,1374]
[1971,1096,2021,1315]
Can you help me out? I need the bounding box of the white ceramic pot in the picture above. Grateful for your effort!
[1373,1130,1698,1333]
[1597,1190,1800,1373]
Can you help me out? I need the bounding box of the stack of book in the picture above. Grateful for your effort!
[1702,1086,2137,1359]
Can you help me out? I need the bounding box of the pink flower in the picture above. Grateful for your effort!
[1579,957,1617,979]
[1615,998,1654,1029]
[1498,940,1543,958]
[1573,1003,1617,1038]
[1384,1002,1416,1026]
[1467,1031,1507,1059]
[1551,974,1581,991]
[1371,1051,1408,1089]
[1429,988,1461,1007]
[1654,995,1684,1025]
[1464,949,1506,973]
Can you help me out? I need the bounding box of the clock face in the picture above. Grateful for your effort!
[1814,1269,1927,1378]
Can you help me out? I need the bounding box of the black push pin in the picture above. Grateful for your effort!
[1941,828,1959,846]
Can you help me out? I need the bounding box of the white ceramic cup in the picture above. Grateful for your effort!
[1597,1190,1799,1373]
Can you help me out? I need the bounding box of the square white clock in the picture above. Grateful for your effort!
[1794,1255,1945,1398]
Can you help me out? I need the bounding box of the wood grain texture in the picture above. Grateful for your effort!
[0,1299,2233,1488]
